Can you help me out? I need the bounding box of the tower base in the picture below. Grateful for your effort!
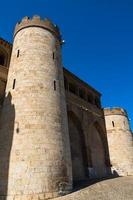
[1,192,68,200]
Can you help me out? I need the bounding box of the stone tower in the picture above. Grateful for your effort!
[0,16,72,200]
[104,107,133,176]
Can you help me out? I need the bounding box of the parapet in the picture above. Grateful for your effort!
[104,107,128,117]
[14,15,62,43]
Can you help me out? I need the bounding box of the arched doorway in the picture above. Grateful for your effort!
[67,111,88,182]
[88,122,106,178]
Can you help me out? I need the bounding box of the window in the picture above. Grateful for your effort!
[79,88,85,100]
[0,54,5,65]
[53,52,55,60]
[69,82,77,95]
[95,97,101,108]
[13,79,16,89]
[112,121,115,127]
[17,50,20,58]
[88,94,93,104]
[54,80,56,91]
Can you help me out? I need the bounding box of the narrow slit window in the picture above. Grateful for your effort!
[13,79,16,89]
[112,121,115,127]
[54,80,56,91]
[17,50,20,58]
[53,52,55,60]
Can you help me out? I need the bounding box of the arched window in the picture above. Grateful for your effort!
[0,54,5,66]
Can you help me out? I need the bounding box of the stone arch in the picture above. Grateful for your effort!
[88,121,107,178]
[67,111,88,182]
[94,121,111,166]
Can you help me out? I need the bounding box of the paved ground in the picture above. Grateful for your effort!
[54,176,133,200]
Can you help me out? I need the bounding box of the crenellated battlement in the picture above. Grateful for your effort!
[104,107,128,117]
[14,15,62,43]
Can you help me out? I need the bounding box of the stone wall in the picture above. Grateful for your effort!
[0,32,112,200]
[64,70,111,180]
[104,108,133,176]
[0,16,132,200]
[0,17,72,200]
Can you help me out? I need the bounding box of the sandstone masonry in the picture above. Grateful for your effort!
[0,15,132,200]
[104,108,133,176]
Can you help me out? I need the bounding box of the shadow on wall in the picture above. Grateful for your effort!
[0,92,120,197]
[93,121,112,176]
[67,111,89,183]
[67,109,119,189]
[0,92,15,199]
[92,120,120,179]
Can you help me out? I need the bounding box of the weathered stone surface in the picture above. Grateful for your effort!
[0,17,72,199]
[104,108,133,176]
[54,176,133,200]
[0,16,133,200]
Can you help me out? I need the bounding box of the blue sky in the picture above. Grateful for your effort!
[0,0,133,129]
